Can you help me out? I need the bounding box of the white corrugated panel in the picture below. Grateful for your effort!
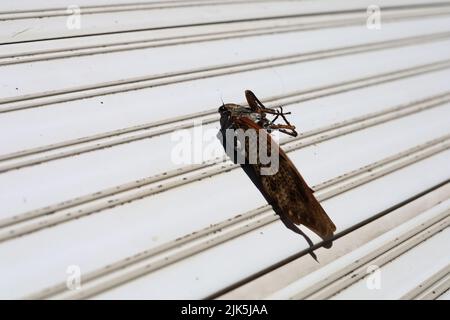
[0,0,449,299]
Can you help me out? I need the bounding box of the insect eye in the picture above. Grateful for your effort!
[218,105,227,113]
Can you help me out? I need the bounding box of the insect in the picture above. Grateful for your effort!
[217,90,336,259]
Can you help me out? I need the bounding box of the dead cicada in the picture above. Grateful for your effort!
[217,90,336,257]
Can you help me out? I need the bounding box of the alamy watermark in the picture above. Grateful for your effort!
[366,5,381,30]
[66,264,82,290]
[171,120,280,175]
[66,5,81,30]
[365,264,382,290]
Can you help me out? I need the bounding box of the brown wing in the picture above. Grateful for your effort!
[233,116,336,242]
[267,144,336,240]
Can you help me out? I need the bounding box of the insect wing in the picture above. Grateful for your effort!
[230,117,336,244]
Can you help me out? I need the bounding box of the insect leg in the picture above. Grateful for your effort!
[280,129,298,137]
[278,106,294,127]
[268,124,298,137]
[245,90,268,112]
[261,107,296,132]
[260,108,291,116]
[268,114,280,125]
[269,124,295,130]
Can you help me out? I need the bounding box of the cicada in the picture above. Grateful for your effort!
[217,90,336,258]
